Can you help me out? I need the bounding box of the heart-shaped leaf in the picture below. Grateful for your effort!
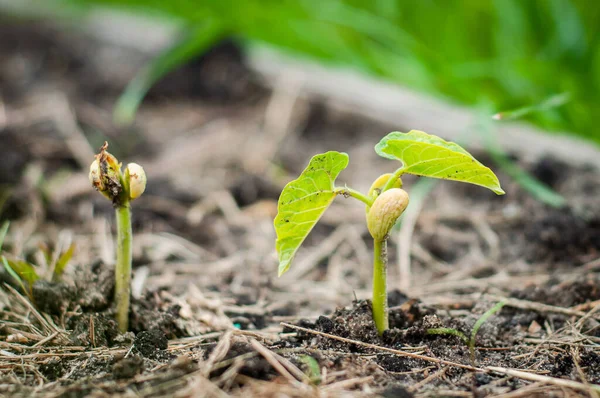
[376,130,505,195]
[274,151,349,276]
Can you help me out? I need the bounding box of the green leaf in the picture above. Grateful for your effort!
[298,355,322,385]
[3,256,40,285]
[492,92,570,121]
[2,256,27,295]
[426,327,469,344]
[274,151,349,276]
[53,243,75,282]
[0,221,9,252]
[376,130,505,195]
[113,20,225,126]
[38,242,52,265]
[488,143,565,207]
[469,300,506,360]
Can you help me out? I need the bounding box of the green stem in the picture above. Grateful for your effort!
[382,167,405,192]
[372,238,388,334]
[115,202,132,333]
[469,300,506,361]
[426,328,469,344]
[334,186,373,206]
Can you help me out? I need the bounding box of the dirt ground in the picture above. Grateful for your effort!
[1,21,600,398]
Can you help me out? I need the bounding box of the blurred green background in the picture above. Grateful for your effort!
[48,0,600,144]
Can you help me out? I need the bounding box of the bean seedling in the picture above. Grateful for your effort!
[274,130,504,334]
[90,142,146,333]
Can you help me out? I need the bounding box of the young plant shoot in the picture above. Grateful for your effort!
[274,130,504,335]
[90,142,146,333]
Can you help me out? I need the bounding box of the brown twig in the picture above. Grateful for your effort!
[486,366,600,394]
[202,330,233,377]
[408,367,448,393]
[320,376,374,392]
[249,338,307,388]
[280,322,482,372]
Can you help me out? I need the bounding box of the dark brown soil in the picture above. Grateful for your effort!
[1,20,600,398]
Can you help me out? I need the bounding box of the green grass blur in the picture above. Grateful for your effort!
[59,0,600,144]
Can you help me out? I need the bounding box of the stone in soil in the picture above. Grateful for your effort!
[133,329,169,359]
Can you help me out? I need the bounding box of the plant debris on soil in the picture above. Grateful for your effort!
[1,20,600,398]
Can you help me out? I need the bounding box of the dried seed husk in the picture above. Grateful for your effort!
[89,142,123,203]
